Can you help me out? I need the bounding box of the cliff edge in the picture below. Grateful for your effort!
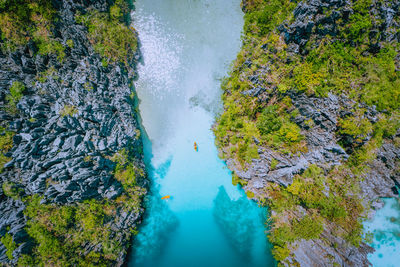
[214,0,400,266]
[0,0,147,265]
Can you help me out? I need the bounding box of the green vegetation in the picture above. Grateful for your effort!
[232,173,248,187]
[110,149,147,210]
[84,82,93,91]
[270,158,278,170]
[269,215,323,247]
[256,104,305,148]
[265,165,365,261]
[21,183,145,265]
[76,0,137,66]
[0,127,14,172]
[66,39,74,48]
[245,190,255,198]
[21,196,116,265]
[36,38,65,61]
[6,81,26,114]
[293,42,400,110]
[0,0,65,59]
[1,232,17,260]
[339,116,372,138]
[83,155,92,162]
[36,66,58,84]
[20,147,146,265]
[2,181,24,200]
[112,149,140,189]
[256,105,282,135]
[272,245,290,262]
[1,1,145,265]
[59,105,77,117]
[242,0,297,36]
[214,0,400,264]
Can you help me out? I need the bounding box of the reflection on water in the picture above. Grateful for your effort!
[154,156,173,180]
[132,187,179,263]
[189,91,221,115]
[129,131,179,265]
[129,0,274,266]
[213,186,267,257]
[365,198,400,266]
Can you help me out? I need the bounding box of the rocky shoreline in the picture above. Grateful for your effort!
[0,0,147,265]
[215,0,400,266]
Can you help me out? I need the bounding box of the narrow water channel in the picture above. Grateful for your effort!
[128,0,274,266]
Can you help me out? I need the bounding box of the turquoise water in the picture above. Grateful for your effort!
[128,0,274,266]
[365,198,400,266]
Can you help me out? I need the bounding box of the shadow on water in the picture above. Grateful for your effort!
[130,185,179,267]
[126,110,179,267]
[154,156,173,180]
[213,186,272,264]
[189,91,222,116]
[126,0,276,266]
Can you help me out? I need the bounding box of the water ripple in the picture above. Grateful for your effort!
[134,10,184,99]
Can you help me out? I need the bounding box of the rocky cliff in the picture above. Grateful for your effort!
[215,0,400,266]
[0,0,146,265]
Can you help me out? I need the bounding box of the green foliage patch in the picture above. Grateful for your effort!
[0,0,65,59]
[22,196,115,265]
[21,182,145,266]
[243,0,298,37]
[214,1,400,263]
[59,105,77,117]
[76,0,137,67]
[265,165,365,262]
[0,126,14,172]
[0,232,17,260]
[6,81,26,114]
[2,181,24,200]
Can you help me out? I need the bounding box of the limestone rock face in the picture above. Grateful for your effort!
[0,0,146,265]
[225,0,400,266]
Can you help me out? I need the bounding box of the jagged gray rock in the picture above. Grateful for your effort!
[230,0,400,266]
[0,0,146,265]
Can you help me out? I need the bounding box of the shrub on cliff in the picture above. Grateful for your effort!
[0,233,17,260]
[0,127,14,172]
[6,81,25,114]
[2,181,24,200]
[21,196,126,265]
[76,0,138,67]
[19,148,146,265]
[243,0,298,36]
[257,105,282,135]
[214,0,400,264]
[0,0,64,59]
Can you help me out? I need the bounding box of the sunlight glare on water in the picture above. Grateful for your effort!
[128,0,275,266]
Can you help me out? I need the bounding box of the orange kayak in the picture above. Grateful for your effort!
[161,195,170,200]
[194,142,198,151]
